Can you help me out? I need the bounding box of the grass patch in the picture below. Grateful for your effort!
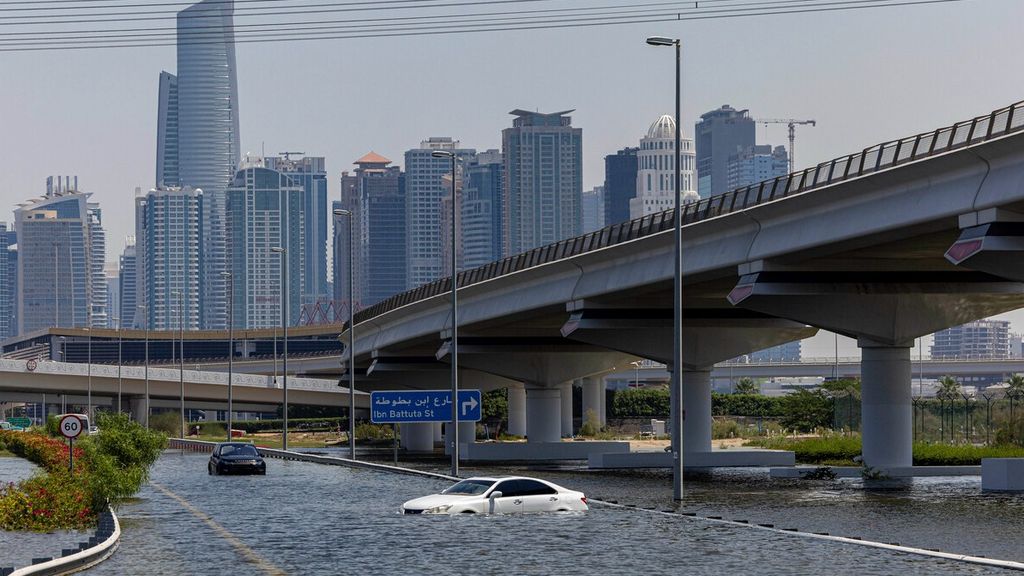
[747,434,1024,465]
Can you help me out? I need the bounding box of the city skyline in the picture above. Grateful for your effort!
[1,0,1023,354]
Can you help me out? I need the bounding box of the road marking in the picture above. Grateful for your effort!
[151,481,287,576]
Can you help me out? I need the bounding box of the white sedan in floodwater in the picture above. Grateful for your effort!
[401,476,589,515]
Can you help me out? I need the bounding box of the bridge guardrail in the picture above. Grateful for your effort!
[350,100,1024,330]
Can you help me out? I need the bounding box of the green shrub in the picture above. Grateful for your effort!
[354,423,393,440]
[611,387,669,419]
[778,390,833,432]
[712,394,785,417]
[149,411,183,436]
[579,409,601,437]
[712,418,742,439]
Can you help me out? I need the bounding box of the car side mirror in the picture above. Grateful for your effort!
[489,491,503,499]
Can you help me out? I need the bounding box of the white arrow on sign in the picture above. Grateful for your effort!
[461,396,478,417]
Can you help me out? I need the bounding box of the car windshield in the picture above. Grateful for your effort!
[222,444,259,457]
[441,479,495,496]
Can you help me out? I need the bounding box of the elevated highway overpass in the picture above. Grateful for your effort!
[333,100,1024,467]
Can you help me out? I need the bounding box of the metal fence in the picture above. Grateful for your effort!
[352,100,1024,329]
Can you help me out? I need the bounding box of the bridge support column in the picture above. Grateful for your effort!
[507,385,526,437]
[525,387,561,443]
[560,382,573,437]
[401,423,434,453]
[683,369,713,453]
[432,422,443,445]
[582,377,603,430]
[128,397,147,426]
[860,340,913,470]
[443,421,478,455]
[599,376,607,426]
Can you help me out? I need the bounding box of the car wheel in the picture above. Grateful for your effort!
[208,464,214,475]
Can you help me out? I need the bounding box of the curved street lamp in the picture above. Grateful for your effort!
[333,208,357,460]
[647,34,684,501]
[432,149,460,477]
[271,246,289,450]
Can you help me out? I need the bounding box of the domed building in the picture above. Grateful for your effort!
[629,115,699,220]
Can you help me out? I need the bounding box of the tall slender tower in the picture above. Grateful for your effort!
[175,0,240,329]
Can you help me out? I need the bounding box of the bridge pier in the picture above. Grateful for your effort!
[860,341,913,469]
[128,396,148,427]
[560,382,573,437]
[683,369,713,454]
[581,376,603,430]
[443,421,477,455]
[507,385,526,437]
[525,387,561,442]
[401,422,435,453]
[432,422,443,445]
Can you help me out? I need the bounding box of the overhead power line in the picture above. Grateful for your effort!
[0,0,973,52]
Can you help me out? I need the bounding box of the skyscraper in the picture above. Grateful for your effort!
[156,71,180,188]
[603,147,637,225]
[119,238,138,329]
[340,152,406,307]
[0,223,11,339]
[931,320,1011,359]
[3,228,17,338]
[695,105,755,198]
[461,150,504,269]
[226,163,305,329]
[631,115,698,220]
[135,187,203,331]
[582,186,605,233]
[14,177,106,333]
[502,109,583,256]
[264,154,329,307]
[405,138,476,289]
[173,0,241,329]
[726,145,789,191]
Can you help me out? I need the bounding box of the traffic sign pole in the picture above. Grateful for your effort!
[59,414,83,474]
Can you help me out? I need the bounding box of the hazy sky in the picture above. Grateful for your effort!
[1,0,1022,355]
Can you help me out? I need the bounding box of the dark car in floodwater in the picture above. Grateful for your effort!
[208,442,266,475]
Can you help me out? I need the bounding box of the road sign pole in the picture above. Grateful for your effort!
[68,438,73,474]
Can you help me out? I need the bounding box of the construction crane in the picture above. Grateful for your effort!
[755,119,816,173]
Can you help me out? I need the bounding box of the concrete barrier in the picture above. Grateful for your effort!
[8,507,120,576]
[982,458,1024,492]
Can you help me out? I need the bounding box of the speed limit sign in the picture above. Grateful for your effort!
[59,415,83,439]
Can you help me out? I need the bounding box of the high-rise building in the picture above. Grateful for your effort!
[931,320,1011,359]
[460,150,504,270]
[695,105,755,198]
[340,152,406,307]
[105,262,120,329]
[226,163,305,329]
[14,177,107,333]
[169,0,241,329]
[582,186,605,233]
[156,71,180,188]
[405,138,476,289]
[502,109,583,256]
[439,171,463,275]
[603,147,637,225]
[630,115,698,220]
[726,144,788,191]
[119,238,138,329]
[0,223,11,339]
[3,228,17,338]
[135,187,203,331]
[748,341,802,363]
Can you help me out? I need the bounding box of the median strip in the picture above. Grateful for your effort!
[150,482,287,576]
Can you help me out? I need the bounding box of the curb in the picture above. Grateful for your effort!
[4,507,120,576]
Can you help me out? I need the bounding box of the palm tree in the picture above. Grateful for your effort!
[1007,374,1024,422]
[936,376,961,443]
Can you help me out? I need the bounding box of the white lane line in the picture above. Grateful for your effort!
[591,500,1024,572]
[151,481,287,576]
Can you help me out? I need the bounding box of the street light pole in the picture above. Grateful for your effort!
[432,149,460,477]
[221,272,234,441]
[86,325,92,424]
[115,316,122,413]
[647,35,684,500]
[139,305,149,428]
[333,208,357,460]
[173,291,184,438]
[271,246,289,451]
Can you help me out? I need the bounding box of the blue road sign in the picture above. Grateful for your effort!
[370,390,482,424]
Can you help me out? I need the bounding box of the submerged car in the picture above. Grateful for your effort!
[401,476,588,515]
[208,442,266,475]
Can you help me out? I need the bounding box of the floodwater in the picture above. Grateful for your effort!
[83,451,1021,575]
